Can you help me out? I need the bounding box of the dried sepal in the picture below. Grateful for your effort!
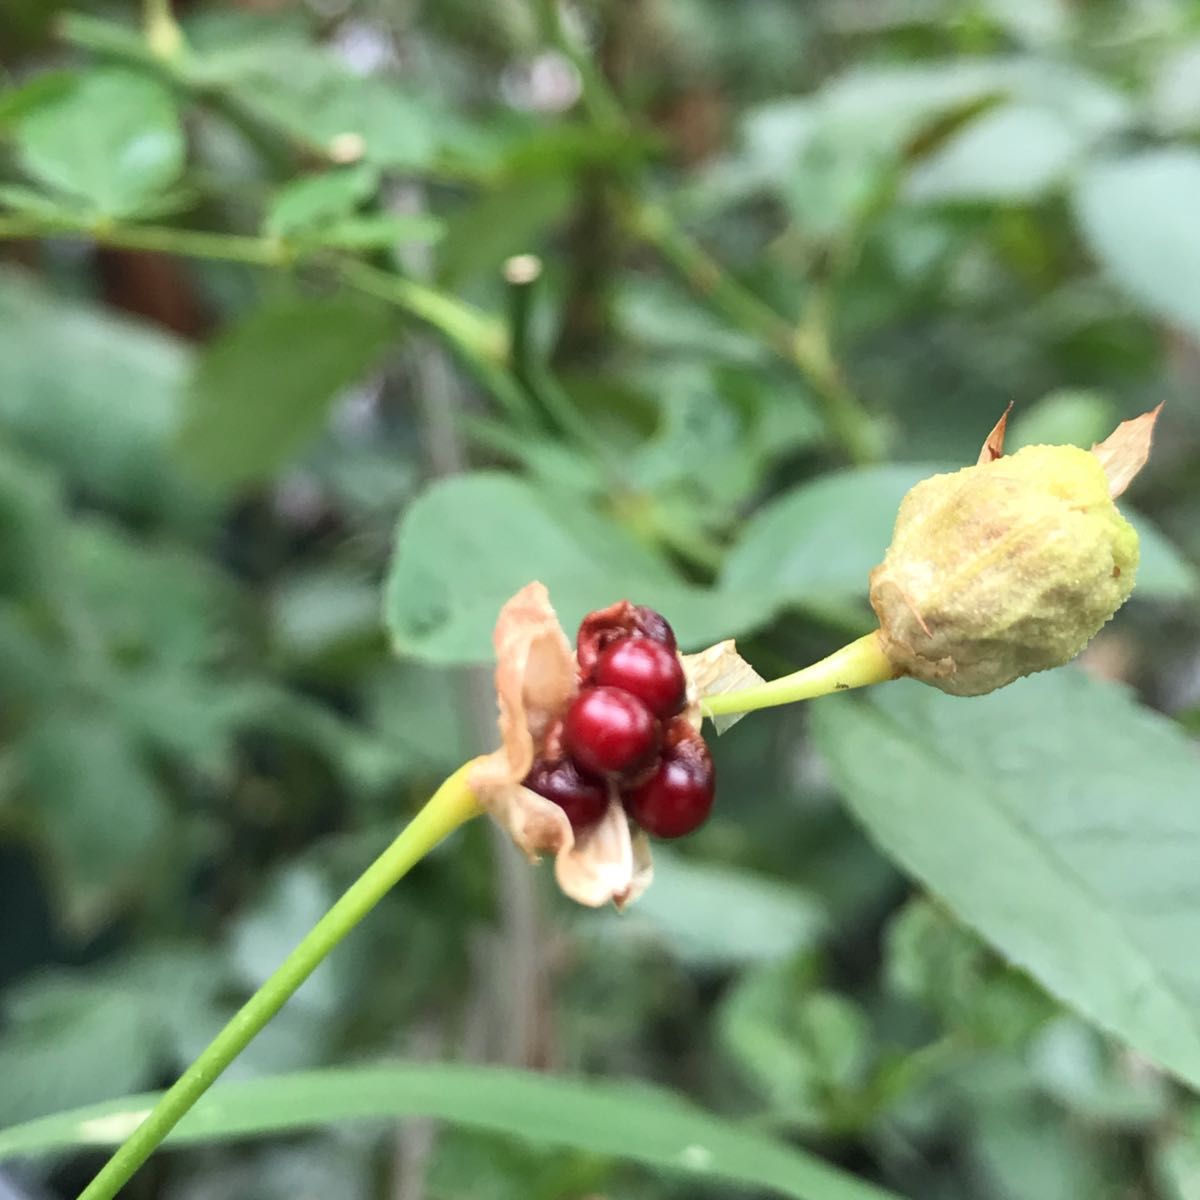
[976,401,1013,465]
[555,797,653,910]
[470,582,654,909]
[1092,404,1162,498]
[682,639,765,733]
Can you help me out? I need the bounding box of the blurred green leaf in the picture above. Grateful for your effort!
[812,669,1200,1092]
[66,520,229,668]
[265,164,380,236]
[1152,41,1200,134]
[970,1098,1129,1200]
[0,443,62,598]
[0,949,219,1127]
[1156,1106,1200,1200]
[719,960,871,1126]
[177,295,394,490]
[0,269,191,516]
[723,461,1196,611]
[385,473,770,663]
[886,898,1056,1047]
[1073,150,1200,340]
[222,44,437,168]
[0,1064,900,1200]
[1030,1017,1168,1125]
[905,103,1084,203]
[227,867,343,1018]
[14,69,185,217]
[1007,389,1117,451]
[0,73,75,130]
[609,850,826,968]
[439,177,573,286]
[19,713,169,930]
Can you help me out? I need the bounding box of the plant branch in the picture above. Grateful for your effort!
[78,762,484,1200]
[630,203,881,464]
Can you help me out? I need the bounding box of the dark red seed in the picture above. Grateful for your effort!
[576,601,677,675]
[623,737,715,839]
[564,685,661,778]
[523,757,609,831]
[593,636,686,719]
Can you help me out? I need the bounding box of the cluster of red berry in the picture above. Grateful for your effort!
[522,602,716,839]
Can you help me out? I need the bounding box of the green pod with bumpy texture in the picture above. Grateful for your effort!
[869,444,1138,697]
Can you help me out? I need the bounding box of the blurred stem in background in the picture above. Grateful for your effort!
[534,0,880,464]
[143,0,184,61]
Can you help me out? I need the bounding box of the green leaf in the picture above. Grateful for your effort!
[385,473,769,664]
[177,296,394,490]
[1007,389,1117,452]
[609,850,826,968]
[0,1064,899,1200]
[721,464,932,617]
[811,669,1200,1092]
[225,45,437,168]
[0,268,192,517]
[0,71,75,129]
[905,103,1084,203]
[265,164,380,236]
[15,69,185,217]
[19,712,170,932]
[722,462,1196,613]
[0,950,220,1127]
[0,443,63,598]
[0,183,83,220]
[1073,150,1200,340]
[438,177,573,287]
[718,961,871,1125]
[885,898,1056,1047]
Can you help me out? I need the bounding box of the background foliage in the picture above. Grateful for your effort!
[2,1,1200,1197]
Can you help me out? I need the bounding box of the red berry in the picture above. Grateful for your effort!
[623,737,715,839]
[523,758,608,831]
[594,636,686,718]
[564,685,661,778]
[577,602,678,675]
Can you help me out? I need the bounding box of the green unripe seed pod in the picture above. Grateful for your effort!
[870,443,1140,697]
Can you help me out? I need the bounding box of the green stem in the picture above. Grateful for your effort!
[0,220,512,373]
[535,0,627,131]
[78,762,484,1200]
[337,257,508,368]
[0,218,288,265]
[631,203,880,465]
[702,630,898,717]
[144,0,185,60]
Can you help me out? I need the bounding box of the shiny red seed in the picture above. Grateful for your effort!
[523,757,608,831]
[577,601,678,675]
[593,636,686,719]
[623,737,715,839]
[564,685,661,778]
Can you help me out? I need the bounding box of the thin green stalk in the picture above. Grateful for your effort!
[631,203,880,465]
[703,630,898,718]
[337,257,508,368]
[143,0,185,60]
[0,218,288,265]
[535,0,626,131]
[78,762,484,1200]
[93,222,289,265]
